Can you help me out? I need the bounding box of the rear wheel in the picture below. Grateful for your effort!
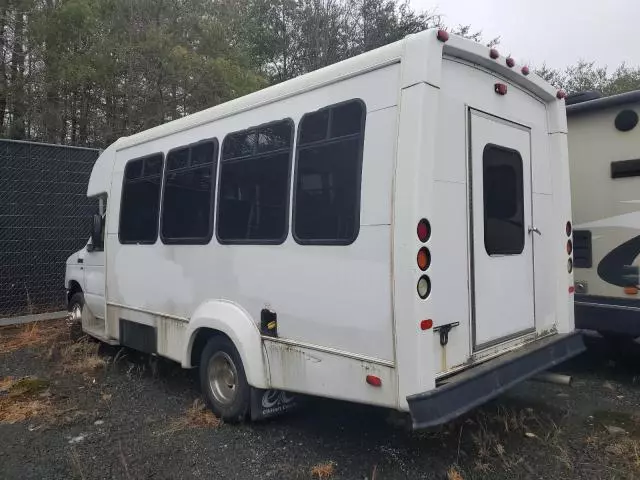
[199,336,250,423]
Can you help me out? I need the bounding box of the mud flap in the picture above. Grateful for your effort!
[250,388,299,421]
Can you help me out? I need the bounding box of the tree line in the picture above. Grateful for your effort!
[0,0,637,149]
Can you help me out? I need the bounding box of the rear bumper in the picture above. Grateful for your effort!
[406,332,585,430]
[575,295,640,337]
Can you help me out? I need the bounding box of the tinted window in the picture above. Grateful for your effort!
[161,140,217,244]
[483,145,524,255]
[294,100,366,244]
[119,154,163,244]
[217,120,293,243]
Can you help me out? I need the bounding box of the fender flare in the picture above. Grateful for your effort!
[182,300,269,389]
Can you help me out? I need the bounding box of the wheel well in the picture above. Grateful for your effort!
[67,281,83,305]
[190,328,231,367]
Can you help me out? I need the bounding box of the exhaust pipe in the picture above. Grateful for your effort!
[531,372,572,386]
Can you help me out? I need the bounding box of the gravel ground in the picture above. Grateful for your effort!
[1,321,639,480]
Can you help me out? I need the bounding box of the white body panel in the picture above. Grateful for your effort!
[83,248,105,320]
[76,29,573,413]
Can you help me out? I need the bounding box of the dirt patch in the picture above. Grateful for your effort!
[0,320,66,355]
[2,322,640,479]
[0,376,56,424]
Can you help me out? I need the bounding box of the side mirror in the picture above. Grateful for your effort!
[90,214,104,250]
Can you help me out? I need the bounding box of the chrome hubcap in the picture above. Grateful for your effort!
[70,303,82,322]
[208,351,238,406]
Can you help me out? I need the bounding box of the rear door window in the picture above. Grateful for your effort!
[483,144,525,255]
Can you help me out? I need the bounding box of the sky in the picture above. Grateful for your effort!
[409,0,640,70]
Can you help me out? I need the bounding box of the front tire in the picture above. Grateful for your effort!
[67,292,85,340]
[68,292,84,322]
[199,336,250,423]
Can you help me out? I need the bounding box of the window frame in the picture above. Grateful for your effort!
[215,118,295,246]
[482,143,525,256]
[292,98,367,246]
[160,137,219,246]
[118,152,165,245]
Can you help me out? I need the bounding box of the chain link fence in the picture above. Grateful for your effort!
[0,140,100,318]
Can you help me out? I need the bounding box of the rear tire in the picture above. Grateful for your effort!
[199,336,250,423]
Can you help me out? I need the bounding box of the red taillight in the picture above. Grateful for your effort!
[521,66,530,76]
[489,48,500,59]
[436,30,449,42]
[557,90,567,100]
[420,319,433,330]
[417,219,431,243]
[495,83,508,95]
[566,221,572,237]
[366,375,382,387]
[567,239,573,255]
[506,57,515,68]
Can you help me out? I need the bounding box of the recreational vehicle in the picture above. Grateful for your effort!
[65,29,584,429]
[567,89,640,339]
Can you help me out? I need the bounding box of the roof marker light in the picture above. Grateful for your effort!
[489,49,500,59]
[557,90,567,100]
[494,83,508,96]
[521,66,530,76]
[436,30,449,42]
[506,57,515,68]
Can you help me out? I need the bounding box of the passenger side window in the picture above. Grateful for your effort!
[217,120,293,243]
[483,144,525,255]
[119,154,163,244]
[161,140,217,244]
[294,99,366,244]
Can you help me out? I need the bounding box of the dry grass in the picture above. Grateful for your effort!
[60,339,107,374]
[0,320,67,355]
[0,376,56,424]
[447,466,464,480]
[310,461,335,479]
[158,398,220,435]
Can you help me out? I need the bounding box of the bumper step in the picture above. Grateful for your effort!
[407,332,586,430]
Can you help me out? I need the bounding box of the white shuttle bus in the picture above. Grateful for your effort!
[65,29,584,429]
[567,90,640,339]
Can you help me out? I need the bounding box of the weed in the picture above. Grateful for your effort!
[310,461,335,479]
[157,398,220,435]
[60,339,107,374]
[447,466,463,480]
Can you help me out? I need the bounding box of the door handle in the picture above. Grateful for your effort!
[528,226,541,236]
